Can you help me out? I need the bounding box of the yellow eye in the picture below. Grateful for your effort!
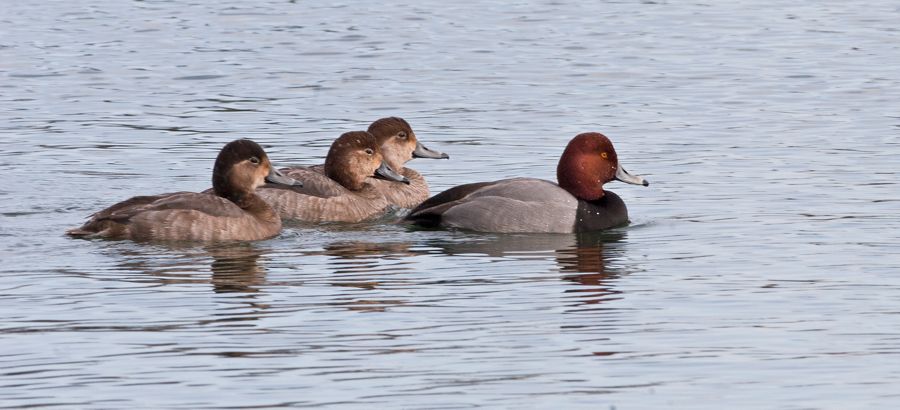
[600,152,608,159]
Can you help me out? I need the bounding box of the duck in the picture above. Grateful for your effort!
[257,131,410,223]
[303,117,449,209]
[365,117,448,208]
[405,132,649,233]
[67,139,302,241]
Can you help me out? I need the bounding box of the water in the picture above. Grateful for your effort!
[2,0,899,408]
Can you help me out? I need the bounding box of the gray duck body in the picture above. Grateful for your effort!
[406,177,628,233]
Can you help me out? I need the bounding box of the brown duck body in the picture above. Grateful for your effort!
[256,131,408,223]
[355,117,448,209]
[67,139,297,242]
[67,192,281,241]
[258,167,394,223]
[303,164,429,210]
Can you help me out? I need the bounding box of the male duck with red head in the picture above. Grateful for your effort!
[406,132,648,233]
[257,131,410,223]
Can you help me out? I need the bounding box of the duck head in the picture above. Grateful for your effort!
[325,131,410,191]
[212,139,301,202]
[556,132,648,201]
[367,117,449,172]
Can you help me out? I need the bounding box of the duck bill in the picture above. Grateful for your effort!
[265,167,303,187]
[374,162,410,185]
[412,142,449,159]
[615,166,649,187]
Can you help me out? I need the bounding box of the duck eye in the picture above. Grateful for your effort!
[600,152,608,159]
[364,148,374,155]
[249,156,261,164]
[397,131,408,139]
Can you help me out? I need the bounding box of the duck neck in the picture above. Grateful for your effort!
[557,153,606,201]
[229,191,279,223]
[356,182,381,198]
[382,151,407,174]
[325,167,366,191]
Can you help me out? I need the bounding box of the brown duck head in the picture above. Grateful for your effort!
[367,117,448,172]
[212,139,300,203]
[324,131,410,191]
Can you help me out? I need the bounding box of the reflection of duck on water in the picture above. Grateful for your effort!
[426,231,627,305]
[557,232,626,306]
[321,240,414,260]
[86,242,273,329]
[103,242,270,296]
[422,231,623,268]
[309,240,415,312]
[207,243,267,294]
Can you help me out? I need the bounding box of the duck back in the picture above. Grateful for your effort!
[68,192,281,241]
[304,164,428,209]
[257,167,393,223]
[408,178,577,233]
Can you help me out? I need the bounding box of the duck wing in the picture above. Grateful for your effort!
[97,192,244,223]
[86,194,173,220]
[405,181,494,227]
[406,178,580,233]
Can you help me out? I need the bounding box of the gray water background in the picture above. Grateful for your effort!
[2,0,899,408]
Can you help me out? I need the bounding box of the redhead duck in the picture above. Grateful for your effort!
[365,117,448,208]
[406,132,648,233]
[257,131,410,223]
[67,139,301,241]
[304,117,449,209]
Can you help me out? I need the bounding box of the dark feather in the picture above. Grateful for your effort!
[406,181,493,226]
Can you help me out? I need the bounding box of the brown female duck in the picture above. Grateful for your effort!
[365,117,448,208]
[67,139,300,241]
[257,131,409,223]
[304,117,448,209]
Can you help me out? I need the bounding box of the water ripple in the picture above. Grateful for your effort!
[2,0,900,408]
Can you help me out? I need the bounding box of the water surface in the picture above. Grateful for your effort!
[2,0,900,408]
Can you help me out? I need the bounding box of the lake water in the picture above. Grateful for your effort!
[2,0,899,408]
